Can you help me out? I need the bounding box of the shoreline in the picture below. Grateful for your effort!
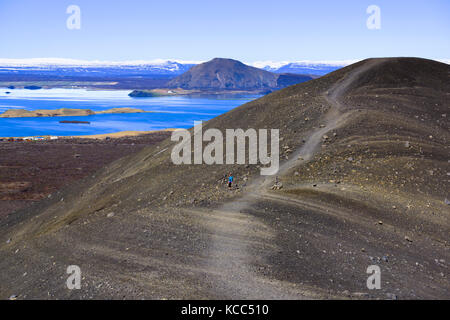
[0,128,176,140]
[71,129,176,139]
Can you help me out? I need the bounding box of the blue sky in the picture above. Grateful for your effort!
[0,0,449,62]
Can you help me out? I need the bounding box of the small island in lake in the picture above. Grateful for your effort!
[24,85,42,90]
[129,88,187,97]
[59,120,91,124]
[0,107,153,118]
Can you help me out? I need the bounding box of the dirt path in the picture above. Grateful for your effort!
[204,59,387,299]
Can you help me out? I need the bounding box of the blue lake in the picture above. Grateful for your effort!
[0,88,259,137]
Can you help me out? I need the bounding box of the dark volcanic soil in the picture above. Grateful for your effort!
[0,132,171,218]
[0,58,448,300]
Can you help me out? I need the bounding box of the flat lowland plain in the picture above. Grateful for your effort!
[0,131,171,218]
[0,58,448,300]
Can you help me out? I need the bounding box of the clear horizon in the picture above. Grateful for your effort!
[0,0,449,62]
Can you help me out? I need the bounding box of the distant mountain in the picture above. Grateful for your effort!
[0,58,359,80]
[0,60,196,78]
[1,58,448,80]
[167,58,313,90]
[273,63,343,75]
[275,73,316,87]
[253,60,357,75]
[0,59,200,90]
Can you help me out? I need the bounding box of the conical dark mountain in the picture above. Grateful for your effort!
[0,58,449,299]
[167,57,312,90]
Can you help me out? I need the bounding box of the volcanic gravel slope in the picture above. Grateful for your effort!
[0,58,448,299]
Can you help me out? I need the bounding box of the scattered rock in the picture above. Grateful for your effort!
[386,293,398,300]
[9,295,18,300]
[405,236,413,242]
[271,182,283,190]
[352,292,369,298]
[6,238,11,244]
[445,198,450,205]
[106,212,115,218]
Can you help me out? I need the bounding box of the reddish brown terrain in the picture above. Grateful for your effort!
[0,132,171,218]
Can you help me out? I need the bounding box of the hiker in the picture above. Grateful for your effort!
[228,173,234,189]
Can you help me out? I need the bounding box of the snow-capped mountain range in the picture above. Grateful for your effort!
[0,58,199,77]
[1,58,448,77]
[0,58,355,77]
[252,60,360,75]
